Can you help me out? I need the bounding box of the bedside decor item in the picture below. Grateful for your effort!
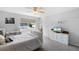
[5,18,15,24]
[51,19,63,33]
[0,35,6,45]
[0,28,5,36]
[0,30,4,35]
[51,27,62,33]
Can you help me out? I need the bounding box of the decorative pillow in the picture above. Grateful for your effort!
[31,31,42,38]
[5,37,13,43]
[0,35,6,45]
[6,31,21,36]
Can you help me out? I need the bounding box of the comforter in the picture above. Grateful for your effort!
[0,29,42,51]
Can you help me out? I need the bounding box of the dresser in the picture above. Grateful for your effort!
[50,31,69,45]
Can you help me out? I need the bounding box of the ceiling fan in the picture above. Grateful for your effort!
[32,7,45,14]
[25,7,45,14]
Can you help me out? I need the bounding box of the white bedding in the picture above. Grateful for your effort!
[0,29,42,51]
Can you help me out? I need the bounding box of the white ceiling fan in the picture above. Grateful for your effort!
[32,7,45,14]
[25,7,45,14]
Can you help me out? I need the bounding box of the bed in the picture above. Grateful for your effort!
[0,29,43,51]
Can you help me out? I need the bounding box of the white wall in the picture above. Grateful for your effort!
[0,10,39,33]
[0,11,20,33]
[42,8,79,46]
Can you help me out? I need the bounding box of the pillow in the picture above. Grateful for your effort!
[0,35,6,45]
[31,31,42,38]
[6,31,21,36]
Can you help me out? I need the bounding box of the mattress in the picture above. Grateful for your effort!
[0,29,42,51]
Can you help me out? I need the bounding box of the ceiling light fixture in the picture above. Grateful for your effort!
[32,7,44,14]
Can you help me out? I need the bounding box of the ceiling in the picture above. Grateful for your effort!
[0,7,78,17]
[0,7,41,17]
[44,7,78,15]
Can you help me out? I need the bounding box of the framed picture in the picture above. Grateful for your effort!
[5,18,15,24]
